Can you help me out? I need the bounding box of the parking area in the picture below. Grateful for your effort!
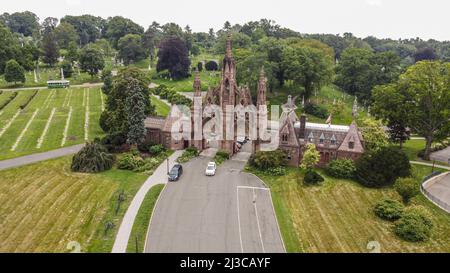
[144,156,285,253]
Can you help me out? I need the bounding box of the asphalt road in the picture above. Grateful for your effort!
[424,172,450,213]
[144,156,285,253]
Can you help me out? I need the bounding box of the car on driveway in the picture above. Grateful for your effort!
[205,162,217,176]
[168,164,183,181]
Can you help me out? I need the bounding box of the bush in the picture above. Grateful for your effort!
[177,147,199,163]
[325,159,356,179]
[373,198,405,221]
[395,206,434,242]
[304,103,328,119]
[152,84,168,96]
[149,144,165,156]
[355,146,411,188]
[214,150,230,165]
[205,60,219,71]
[265,166,287,176]
[304,169,325,184]
[117,153,145,170]
[250,149,287,170]
[100,132,127,152]
[71,142,115,173]
[394,177,420,204]
[133,157,161,173]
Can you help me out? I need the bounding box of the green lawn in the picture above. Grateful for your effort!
[0,67,100,89]
[126,184,165,253]
[152,70,221,93]
[250,165,450,253]
[0,156,149,252]
[0,87,105,160]
[151,95,170,117]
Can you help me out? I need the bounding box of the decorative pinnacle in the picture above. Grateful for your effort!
[226,33,232,58]
[193,69,201,95]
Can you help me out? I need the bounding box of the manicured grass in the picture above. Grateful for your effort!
[151,95,170,117]
[0,87,105,160]
[126,184,165,253]
[0,67,100,89]
[403,139,425,161]
[250,165,450,253]
[0,156,149,252]
[152,70,221,92]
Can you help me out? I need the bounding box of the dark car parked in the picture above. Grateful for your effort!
[168,164,183,181]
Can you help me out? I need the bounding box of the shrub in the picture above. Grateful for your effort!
[395,206,434,242]
[250,149,287,170]
[205,60,219,71]
[152,84,168,96]
[394,177,420,204]
[304,169,325,184]
[133,157,161,173]
[304,103,328,119]
[355,146,411,188]
[265,166,287,176]
[149,144,165,156]
[100,132,127,152]
[197,62,203,72]
[325,159,356,179]
[214,150,230,165]
[373,198,404,221]
[71,142,115,173]
[177,147,199,163]
[117,153,145,170]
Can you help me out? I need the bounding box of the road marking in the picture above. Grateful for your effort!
[236,187,244,253]
[253,188,266,253]
[237,186,270,191]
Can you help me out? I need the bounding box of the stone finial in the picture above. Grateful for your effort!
[226,33,232,58]
[193,69,201,96]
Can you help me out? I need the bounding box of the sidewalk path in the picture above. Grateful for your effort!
[0,144,84,170]
[410,161,450,171]
[0,82,103,92]
[111,150,183,253]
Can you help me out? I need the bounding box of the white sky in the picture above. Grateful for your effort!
[1,0,449,41]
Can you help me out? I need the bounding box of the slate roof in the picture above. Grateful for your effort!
[144,116,166,130]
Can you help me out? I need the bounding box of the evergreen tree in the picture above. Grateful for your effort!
[41,31,59,66]
[126,79,147,147]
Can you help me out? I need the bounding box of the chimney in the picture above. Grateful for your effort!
[299,114,306,138]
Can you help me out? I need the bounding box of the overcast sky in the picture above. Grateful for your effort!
[1,0,449,41]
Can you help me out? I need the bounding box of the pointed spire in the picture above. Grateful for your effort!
[352,96,358,118]
[257,66,267,107]
[226,33,232,58]
[193,69,201,96]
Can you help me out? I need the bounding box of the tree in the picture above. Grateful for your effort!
[0,25,20,74]
[143,22,162,62]
[61,15,106,45]
[300,143,320,169]
[41,31,59,66]
[71,142,115,173]
[359,117,389,152]
[372,84,410,148]
[79,44,105,77]
[65,42,79,65]
[355,146,411,188]
[283,46,333,99]
[105,16,144,48]
[6,11,39,36]
[414,47,437,63]
[4,59,25,84]
[374,61,450,160]
[54,22,79,49]
[157,37,191,80]
[205,61,218,71]
[214,32,252,55]
[101,69,113,95]
[117,34,145,65]
[41,17,58,34]
[60,61,73,78]
[394,177,419,204]
[126,79,147,147]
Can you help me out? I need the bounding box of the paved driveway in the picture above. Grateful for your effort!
[144,156,285,253]
[431,146,450,164]
[424,173,450,213]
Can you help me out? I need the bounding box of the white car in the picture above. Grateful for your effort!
[205,162,217,176]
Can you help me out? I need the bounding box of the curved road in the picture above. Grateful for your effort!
[144,155,285,253]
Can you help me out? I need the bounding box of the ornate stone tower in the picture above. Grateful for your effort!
[191,70,203,151]
[219,34,238,154]
[257,67,267,107]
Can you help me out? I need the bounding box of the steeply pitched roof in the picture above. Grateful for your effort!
[144,116,166,130]
[338,121,364,153]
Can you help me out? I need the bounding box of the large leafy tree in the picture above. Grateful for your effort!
[61,15,106,46]
[3,11,39,36]
[79,44,105,77]
[41,31,59,67]
[0,25,20,74]
[105,16,143,48]
[359,117,389,152]
[4,59,25,84]
[374,61,450,160]
[117,34,145,65]
[283,45,333,99]
[157,37,190,80]
[54,22,79,49]
[143,22,162,62]
[126,79,147,147]
[301,143,321,169]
